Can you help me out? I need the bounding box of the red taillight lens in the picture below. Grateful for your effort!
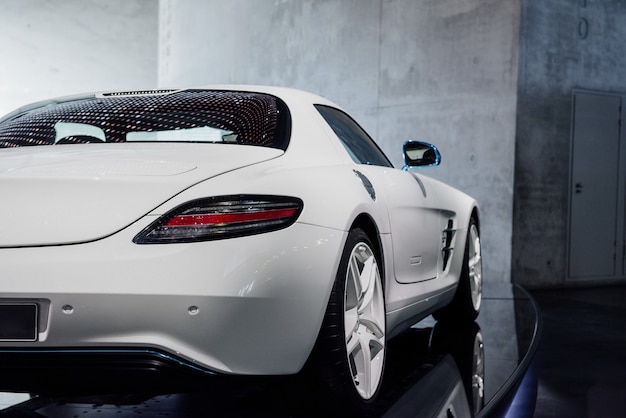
[133,195,303,244]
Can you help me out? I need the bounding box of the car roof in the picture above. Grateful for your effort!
[0,85,341,121]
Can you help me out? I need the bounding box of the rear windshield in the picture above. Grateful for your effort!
[0,90,291,150]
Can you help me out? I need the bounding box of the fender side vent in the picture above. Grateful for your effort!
[442,219,456,271]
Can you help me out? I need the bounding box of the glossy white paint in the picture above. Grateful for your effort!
[0,144,282,246]
[0,86,479,376]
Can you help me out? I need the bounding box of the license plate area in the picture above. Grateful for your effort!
[0,304,38,341]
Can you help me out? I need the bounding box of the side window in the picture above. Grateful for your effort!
[316,105,393,168]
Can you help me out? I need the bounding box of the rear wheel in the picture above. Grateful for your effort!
[434,217,482,322]
[313,228,386,413]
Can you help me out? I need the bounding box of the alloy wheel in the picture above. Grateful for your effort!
[343,242,386,400]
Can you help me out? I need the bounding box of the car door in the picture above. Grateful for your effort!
[379,169,444,283]
[315,105,443,284]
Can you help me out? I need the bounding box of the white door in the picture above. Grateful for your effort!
[377,169,443,284]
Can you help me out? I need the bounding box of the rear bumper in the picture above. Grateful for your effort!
[0,347,218,394]
[0,223,345,380]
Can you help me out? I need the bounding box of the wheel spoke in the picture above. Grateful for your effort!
[346,322,385,399]
[359,316,385,339]
[357,257,376,313]
[358,284,385,339]
[349,327,371,391]
[349,256,363,297]
[469,252,481,268]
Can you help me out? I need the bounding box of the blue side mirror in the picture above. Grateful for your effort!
[402,141,441,170]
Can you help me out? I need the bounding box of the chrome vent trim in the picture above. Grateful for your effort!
[442,219,456,271]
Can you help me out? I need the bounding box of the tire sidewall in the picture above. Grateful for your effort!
[314,228,386,413]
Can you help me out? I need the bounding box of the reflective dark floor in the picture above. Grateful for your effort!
[529,284,626,418]
[0,284,540,417]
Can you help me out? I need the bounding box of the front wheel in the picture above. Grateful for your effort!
[434,217,482,322]
[313,228,386,413]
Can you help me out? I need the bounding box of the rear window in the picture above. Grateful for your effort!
[0,90,291,150]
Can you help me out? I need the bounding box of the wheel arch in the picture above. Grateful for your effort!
[471,206,480,232]
[349,213,385,288]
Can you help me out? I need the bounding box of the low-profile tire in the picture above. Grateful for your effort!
[313,228,386,414]
[434,217,482,322]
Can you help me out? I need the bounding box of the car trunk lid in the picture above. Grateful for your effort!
[0,143,282,247]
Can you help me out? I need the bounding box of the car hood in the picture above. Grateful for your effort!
[0,144,282,247]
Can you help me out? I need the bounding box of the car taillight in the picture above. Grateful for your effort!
[133,195,303,244]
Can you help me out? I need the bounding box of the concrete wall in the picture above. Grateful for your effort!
[513,0,626,287]
[0,0,158,116]
[4,0,622,290]
[159,0,520,284]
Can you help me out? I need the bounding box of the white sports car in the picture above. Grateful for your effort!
[0,86,481,412]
